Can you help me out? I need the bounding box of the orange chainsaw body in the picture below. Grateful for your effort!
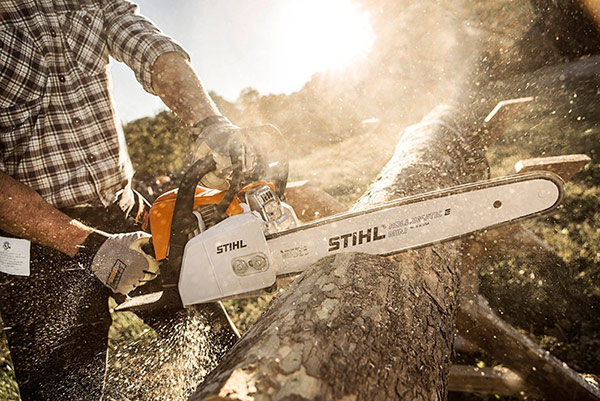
[150,182,275,261]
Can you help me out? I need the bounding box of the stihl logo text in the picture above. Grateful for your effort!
[328,226,386,252]
[216,240,248,254]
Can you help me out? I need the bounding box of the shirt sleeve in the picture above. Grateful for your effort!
[100,0,191,95]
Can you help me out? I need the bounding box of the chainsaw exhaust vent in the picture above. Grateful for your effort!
[245,185,299,235]
[260,191,274,204]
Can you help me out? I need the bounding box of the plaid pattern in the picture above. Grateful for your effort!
[0,0,189,208]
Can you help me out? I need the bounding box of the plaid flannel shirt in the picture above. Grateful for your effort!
[0,0,189,208]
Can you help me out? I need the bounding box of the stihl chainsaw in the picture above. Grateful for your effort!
[117,126,564,313]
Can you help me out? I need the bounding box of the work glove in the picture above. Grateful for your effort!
[190,115,254,190]
[75,231,159,295]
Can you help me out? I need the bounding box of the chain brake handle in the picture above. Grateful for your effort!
[162,124,289,286]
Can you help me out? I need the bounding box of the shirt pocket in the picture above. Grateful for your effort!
[0,99,43,174]
[0,25,47,148]
[0,25,48,109]
[59,8,109,76]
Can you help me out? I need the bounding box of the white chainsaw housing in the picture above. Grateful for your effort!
[179,213,275,306]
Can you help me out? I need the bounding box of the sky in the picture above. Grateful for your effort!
[109,0,374,122]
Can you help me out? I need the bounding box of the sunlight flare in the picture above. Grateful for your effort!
[275,0,375,74]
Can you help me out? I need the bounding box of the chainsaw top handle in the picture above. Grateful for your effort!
[240,124,289,198]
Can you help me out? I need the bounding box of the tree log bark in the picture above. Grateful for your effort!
[189,105,487,401]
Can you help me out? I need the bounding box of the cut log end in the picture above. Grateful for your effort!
[285,181,348,222]
[512,154,591,181]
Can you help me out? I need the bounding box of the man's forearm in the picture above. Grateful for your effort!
[0,172,92,257]
[152,52,221,126]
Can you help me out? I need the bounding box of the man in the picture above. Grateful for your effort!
[0,0,242,399]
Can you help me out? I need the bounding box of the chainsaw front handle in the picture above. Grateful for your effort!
[162,142,244,287]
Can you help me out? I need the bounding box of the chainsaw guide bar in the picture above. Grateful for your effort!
[267,171,563,275]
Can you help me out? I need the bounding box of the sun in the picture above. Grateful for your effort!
[274,0,374,75]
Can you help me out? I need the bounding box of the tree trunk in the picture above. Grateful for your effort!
[189,105,487,401]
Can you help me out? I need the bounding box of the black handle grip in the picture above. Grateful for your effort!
[162,141,244,287]
[161,156,215,287]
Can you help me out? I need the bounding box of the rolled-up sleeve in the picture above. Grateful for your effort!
[101,0,190,95]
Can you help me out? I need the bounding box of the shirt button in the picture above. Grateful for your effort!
[72,117,82,127]
[58,75,66,83]
[87,153,97,163]
[83,15,92,25]
[50,30,57,37]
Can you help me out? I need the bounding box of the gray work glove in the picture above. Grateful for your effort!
[76,231,159,295]
[190,115,254,189]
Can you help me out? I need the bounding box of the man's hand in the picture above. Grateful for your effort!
[77,232,159,295]
[191,115,239,189]
[191,115,256,190]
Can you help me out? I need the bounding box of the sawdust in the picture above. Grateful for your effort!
[105,306,235,400]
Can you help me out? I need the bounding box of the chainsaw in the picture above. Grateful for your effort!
[116,125,564,313]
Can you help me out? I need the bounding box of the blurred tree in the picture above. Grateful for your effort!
[124,111,190,189]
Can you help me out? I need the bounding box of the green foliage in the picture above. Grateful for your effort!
[480,119,600,378]
[0,327,18,401]
[0,361,19,401]
[539,180,600,265]
[124,110,191,183]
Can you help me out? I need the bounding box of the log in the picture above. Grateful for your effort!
[281,156,598,400]
[448,365,543,398]
[189,106,486,401]
[283,182,483,359]
[457,296,600,401]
